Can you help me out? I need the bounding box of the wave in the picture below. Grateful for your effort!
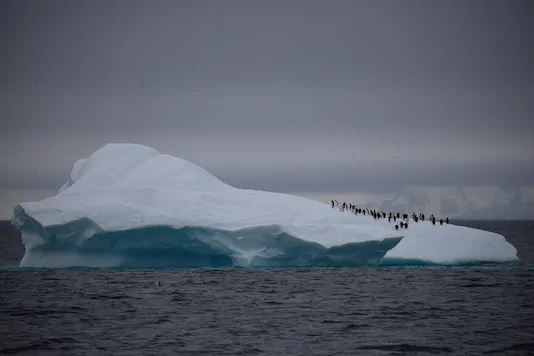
[356,343,454,353]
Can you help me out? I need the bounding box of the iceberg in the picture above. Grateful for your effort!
[382,223,518,265]
[10,143,518,268]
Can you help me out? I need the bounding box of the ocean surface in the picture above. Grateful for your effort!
[1,220,533,355]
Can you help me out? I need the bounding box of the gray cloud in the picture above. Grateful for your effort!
[1,130,533,194]
[1,0,533,217]
[2,1,533,90]
[1,153,533,195]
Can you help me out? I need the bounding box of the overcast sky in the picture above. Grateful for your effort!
[1,0,533,218]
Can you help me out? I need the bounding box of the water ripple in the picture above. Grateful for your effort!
[1,268,533,355]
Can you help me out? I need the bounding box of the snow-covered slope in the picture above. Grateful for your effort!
[382,221,517,265]
[10,144,518,268]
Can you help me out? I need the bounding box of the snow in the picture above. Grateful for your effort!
[383,222,517,264]
[11,143,518,268]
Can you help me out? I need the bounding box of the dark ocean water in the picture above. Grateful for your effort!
[1,220,533,355]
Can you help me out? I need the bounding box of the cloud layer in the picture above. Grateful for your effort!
[1,0,533,217]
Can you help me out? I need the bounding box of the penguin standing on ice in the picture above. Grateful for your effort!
[446,217,449,224]
[395,225,399,230]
